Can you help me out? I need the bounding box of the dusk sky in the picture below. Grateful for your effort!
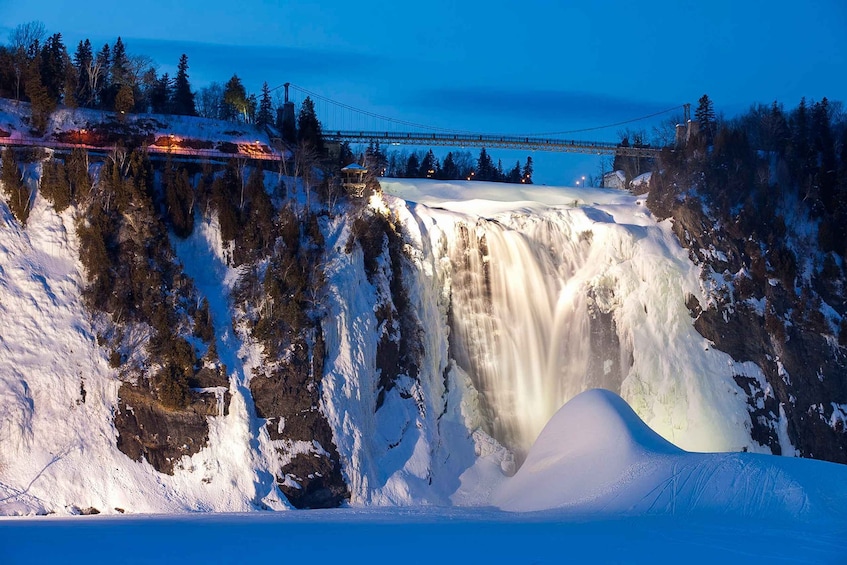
[1,0,844,184]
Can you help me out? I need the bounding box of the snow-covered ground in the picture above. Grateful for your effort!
[0,99,280,160]
[3,390,845,563]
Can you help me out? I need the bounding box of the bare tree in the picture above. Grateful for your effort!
[652,114,684,147]
[196,82,224,119]
[127,54,157,96]
[9,21,46,54]
[9,21,46,101]
[108,146,129,179]
[235,156,249,210]
[85,56,107,107]
[294,141,319,210]
[596,156,611,188]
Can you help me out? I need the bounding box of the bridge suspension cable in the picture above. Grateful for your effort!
[517,104,685,137]
[272,82,684,139]
[279,83,484,134]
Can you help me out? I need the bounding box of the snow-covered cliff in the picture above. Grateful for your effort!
[0,162,786,516]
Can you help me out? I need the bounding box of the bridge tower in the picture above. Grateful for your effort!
[676,103,693,146]
[281,83,296,143]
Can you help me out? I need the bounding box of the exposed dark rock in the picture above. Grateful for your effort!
[251,336,349,509]
[115,384,216,475]
[585,288,628,393]
[282,452,350,509]
[685,294,702,319]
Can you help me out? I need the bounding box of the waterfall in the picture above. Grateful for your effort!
[393,188,760,459]
[408,204,632,455]
[446,217,585,451]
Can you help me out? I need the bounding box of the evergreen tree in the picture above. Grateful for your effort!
[25,51,56,133]
[40,158,71,211]
[811,98,836,210]
[61,45,78,108]
[246,93,258,124]
[101,37,128,110]
[336,141,355,170]
[114,84,134,118]
[764,101,789,154]
[222,74,247,121]
[476,147,495,180]
[73,39,93,105]
[136,66,159,112]
[839,129,847,202]
[172,54,196,116]
[365,141,387,173]
[66,147,92,202]
[420,149,438,178]
[695,94,717,146]
[256,82,273,128]
[1,149,31,224]
[789,97,814,192]
[110,37,128,87]
[39,33,66,104]
[150,73,171,113]
[297,96,324,154]
[0,47,16,99]
[405,152,420,178]
[508,160,522,183]
[163,159,195,238]
[439,152,458,180]
[523,156,533,184]
[94,43,111,108]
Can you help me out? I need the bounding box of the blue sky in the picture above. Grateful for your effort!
[1,0,845,184]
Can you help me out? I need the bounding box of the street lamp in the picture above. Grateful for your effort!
[581,175,586,187]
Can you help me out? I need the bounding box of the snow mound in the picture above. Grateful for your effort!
[631,171,652,188]
[493,389,847,522]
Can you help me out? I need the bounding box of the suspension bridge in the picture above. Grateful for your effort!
[277,83,686,158]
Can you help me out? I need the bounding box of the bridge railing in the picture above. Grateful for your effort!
[324,130,661,157]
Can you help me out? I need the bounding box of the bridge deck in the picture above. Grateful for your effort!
[325,131,661,157]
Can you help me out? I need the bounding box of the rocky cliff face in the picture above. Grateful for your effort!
[3,106,847,515]
[648,173,847,463]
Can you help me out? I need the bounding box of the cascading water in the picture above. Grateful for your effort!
[389,181,762,460]
[399,202,637,455]
[444,215,604,452]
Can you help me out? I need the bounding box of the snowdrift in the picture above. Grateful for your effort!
[494,389,847,522]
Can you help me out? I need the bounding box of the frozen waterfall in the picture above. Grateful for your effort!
[388,180,764,457]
